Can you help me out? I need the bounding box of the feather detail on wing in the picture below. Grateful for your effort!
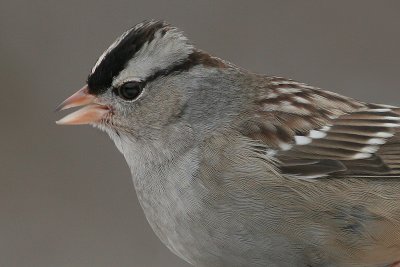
[242,77,400,179]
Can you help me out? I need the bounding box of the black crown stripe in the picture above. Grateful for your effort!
[87,21,167,95]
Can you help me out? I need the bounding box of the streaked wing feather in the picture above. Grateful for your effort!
[243,77,400,179]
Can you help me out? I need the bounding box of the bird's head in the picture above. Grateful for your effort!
[57,20,244,147]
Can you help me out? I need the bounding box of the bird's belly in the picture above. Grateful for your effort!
[130,166,311,266]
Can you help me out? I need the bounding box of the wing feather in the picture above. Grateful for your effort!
[242,77,400,179]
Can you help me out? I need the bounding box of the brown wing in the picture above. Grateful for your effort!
[241,77,400,179]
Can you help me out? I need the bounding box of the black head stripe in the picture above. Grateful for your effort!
[87,21,168,95]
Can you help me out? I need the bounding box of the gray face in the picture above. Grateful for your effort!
[88,21,196,138]
[95,72,190,140]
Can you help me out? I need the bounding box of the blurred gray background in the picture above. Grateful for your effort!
[0,1,399,266]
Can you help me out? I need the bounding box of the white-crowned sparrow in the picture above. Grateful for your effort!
[56,21,400,267]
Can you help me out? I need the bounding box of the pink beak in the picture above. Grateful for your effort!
[56,85,110,125]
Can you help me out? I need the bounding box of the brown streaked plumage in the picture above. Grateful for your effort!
[239,77,400,179]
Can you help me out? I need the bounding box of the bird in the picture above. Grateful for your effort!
[56,20,400,267]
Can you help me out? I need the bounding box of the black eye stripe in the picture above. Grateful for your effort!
[143,50,227,85]
[110,50,225,101]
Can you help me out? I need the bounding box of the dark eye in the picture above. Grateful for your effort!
[116,81,143,101]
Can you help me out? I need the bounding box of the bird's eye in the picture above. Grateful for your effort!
[116,81,143,101]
